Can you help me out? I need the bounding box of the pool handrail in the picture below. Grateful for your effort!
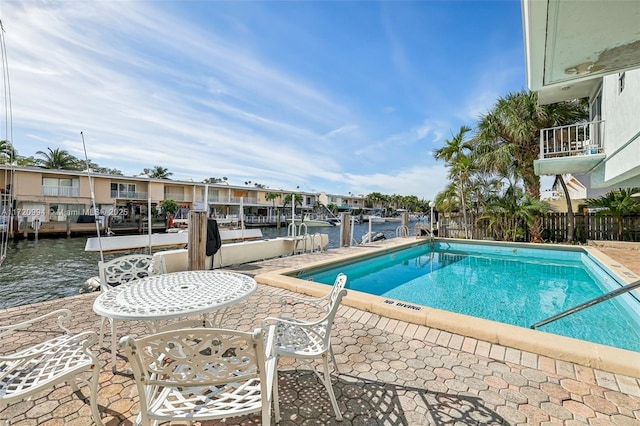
[530,279,640,329]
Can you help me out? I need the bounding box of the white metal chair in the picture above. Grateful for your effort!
[0,309,103,426]
[97,254,158,372]
[262,279,348,420]
[120,326,279,426]
[278,272,347,372]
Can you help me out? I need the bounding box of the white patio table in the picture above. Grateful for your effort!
[93,270,258,370]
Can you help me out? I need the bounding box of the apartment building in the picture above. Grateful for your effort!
[522,0,640,189]
[0,165,329,234]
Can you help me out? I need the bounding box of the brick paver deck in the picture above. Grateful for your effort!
[1,243,639,425]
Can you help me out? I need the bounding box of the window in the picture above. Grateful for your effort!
[42,177,79,197]
[111,182,137,197]
[619,72,625,93]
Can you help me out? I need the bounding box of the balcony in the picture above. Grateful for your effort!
[164,193,193,202]
[110,190,149,200]
[42,186,80,197]
[534,121,606,176]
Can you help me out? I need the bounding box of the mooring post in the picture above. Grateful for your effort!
[22,217,28,239]
[340,212,351,247]
[188,211,207,270]
[402,212,409,229]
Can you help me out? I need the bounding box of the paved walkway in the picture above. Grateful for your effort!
[1,244,640,425]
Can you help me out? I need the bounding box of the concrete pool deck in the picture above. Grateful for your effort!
[1,238,639,424]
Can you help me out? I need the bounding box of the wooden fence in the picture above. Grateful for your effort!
[439,213,640,243]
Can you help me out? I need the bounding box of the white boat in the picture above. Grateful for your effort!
[161,233,329,270]
[290,216,335,227]
[84,228,264,252]
[362,214,385,223]
[384,217,402,223]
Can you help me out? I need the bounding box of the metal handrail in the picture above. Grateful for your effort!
[530,279,640,329]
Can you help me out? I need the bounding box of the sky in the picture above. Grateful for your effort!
[0,0,527,201]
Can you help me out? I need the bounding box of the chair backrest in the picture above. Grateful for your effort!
[328,273,347,310]
[318,288,347,349]
[120,327,268,421]
[98,254,155,291]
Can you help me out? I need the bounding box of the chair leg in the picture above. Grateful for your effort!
[89,364,105,426]
[321,355,342,420]
[329,345,339,374]
[98,317,106,348]
[272,365,280,424]
[110,319,117,373]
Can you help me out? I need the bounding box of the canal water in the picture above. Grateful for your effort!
[0,221,411,309]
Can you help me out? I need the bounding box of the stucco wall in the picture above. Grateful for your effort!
[593,69,640,187]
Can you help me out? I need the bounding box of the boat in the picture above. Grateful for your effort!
[384,217,402,223]
[368,216,385,224]
[290,215,335,227]
[326,217,341,226]
[360,231,386,244]
[84,228,264,252]
[84,227,330,271]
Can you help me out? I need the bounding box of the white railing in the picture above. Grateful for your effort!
[539,120,604,159]
[110,190,149,199]
[42,186,79,197]
[164,193,192,202]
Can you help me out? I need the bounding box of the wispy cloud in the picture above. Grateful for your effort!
[1,1,525,201]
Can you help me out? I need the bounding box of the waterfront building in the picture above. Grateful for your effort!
[0,165,352,237]
[522,0,640,188]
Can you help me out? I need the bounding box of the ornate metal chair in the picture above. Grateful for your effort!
[278,272,347,372]
[120,327,279,426]
[97,254,157,372]
[262,275,348,420]
[0,309,103,425]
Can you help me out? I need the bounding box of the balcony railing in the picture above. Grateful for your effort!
[42,186,80,197]
[540,120,604,159]
[164,193,192,202]
[110,190,149,199]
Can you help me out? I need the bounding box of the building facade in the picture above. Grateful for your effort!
[0,165,348,235]
[522,0,640,189]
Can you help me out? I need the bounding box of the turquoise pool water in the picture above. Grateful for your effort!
[295,241,640,352]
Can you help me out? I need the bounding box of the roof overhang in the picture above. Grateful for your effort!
[522,0,640,104]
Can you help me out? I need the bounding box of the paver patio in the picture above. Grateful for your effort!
[1,242,639,425]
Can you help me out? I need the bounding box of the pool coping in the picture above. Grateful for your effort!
[255,237,640,378]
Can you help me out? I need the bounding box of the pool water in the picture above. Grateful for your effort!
[295,241,640,352]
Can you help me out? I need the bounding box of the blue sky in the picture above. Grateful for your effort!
[1,0,526,200]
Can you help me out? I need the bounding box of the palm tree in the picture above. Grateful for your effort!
[474,91,588,241]
[36,148,82,170]
[15,156,38,166]
[366,192,387,209]
[0,140,16,163]
[265,192,280,219]
[554,174,575,242]
[586,188,640,241]
[475,91,588,199]
[144,166,172,179]
[434,126,473,238]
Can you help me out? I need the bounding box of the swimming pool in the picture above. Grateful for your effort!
[293,240,640,353]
